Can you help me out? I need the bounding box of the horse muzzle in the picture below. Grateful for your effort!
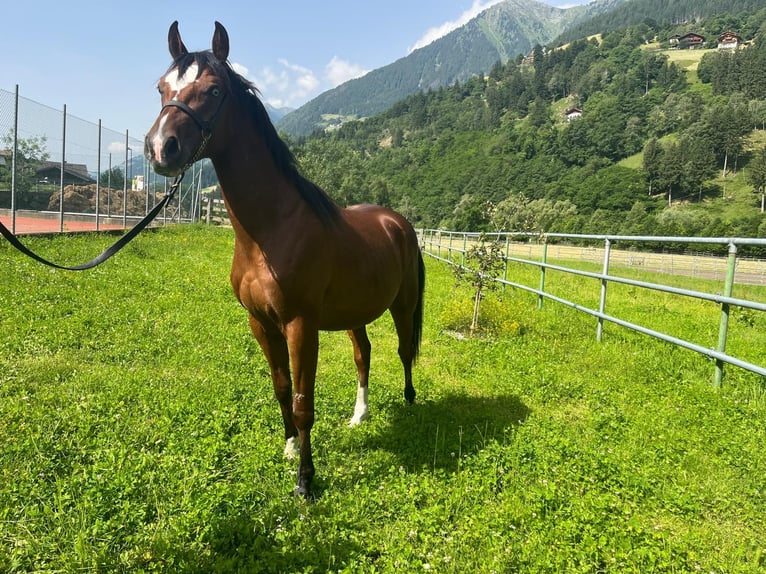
[144,131,186,177]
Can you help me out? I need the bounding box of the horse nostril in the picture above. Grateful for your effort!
[163,136,180,161]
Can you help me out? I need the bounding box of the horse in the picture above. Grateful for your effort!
[144,21,425,499]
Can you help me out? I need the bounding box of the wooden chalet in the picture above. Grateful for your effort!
[565,107,583,122]
[36,161,94,186]
[678,33,706,49]
[717,31,742,50]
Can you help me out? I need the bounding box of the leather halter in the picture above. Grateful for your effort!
[161,90,227,168]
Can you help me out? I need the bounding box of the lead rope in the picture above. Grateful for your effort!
[3,92,217,271]
[0,171,187,271]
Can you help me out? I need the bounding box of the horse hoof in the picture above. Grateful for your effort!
[293,484,315,502]
[404,387,416,404]
[348,411,369,427]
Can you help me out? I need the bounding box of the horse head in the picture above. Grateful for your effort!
[145,21,231,176]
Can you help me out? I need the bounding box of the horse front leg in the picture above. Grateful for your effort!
[286,319,319,500]
[248,315,299,459]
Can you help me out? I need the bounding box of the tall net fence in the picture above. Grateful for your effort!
[0,86,210,234]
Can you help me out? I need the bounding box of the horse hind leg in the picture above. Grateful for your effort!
[390,253,424,405]
[390,306,417,404]
[347,327,371,426]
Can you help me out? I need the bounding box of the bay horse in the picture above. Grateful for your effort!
[145,21,425,499]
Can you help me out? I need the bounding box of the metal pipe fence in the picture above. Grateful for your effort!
[0,86,207,235]
[419,229,766,387]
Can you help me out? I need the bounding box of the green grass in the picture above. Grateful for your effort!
[1,226,766,572]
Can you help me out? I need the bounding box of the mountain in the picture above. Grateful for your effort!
[555,0,766,45]
[264,102,294,123]
[277,0,625,136]
[290,7,766,239]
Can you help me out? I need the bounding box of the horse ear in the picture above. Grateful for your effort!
[168,21,188,60]
[212,21,229,62]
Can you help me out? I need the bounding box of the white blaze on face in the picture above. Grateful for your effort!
[164,62,199,99]
[151,115,169,163]
[152,62,199,162]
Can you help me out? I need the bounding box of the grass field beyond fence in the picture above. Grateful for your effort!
[1,226,765,573]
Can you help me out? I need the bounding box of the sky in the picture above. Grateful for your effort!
[1,0,590,138]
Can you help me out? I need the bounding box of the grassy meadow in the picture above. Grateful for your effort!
[1,225,765,572]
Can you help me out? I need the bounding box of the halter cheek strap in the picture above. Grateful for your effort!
[162,98,216,136]
[161,92,227,167]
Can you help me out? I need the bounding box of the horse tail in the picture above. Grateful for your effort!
[412,250,425,362]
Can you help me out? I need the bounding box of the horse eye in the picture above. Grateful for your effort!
[211,87,221,97]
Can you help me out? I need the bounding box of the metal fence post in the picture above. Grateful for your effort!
[59,104,67,233]
[10,85,19,234]
[503,235,510,293]
[597,238,612,342]
[145,159,150,216]
[714,242,738,388]
[462,233,467,266]
[96,120,101,231]
[538,239,548,310]
[123,130,128,228]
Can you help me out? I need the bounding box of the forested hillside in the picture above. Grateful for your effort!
[289,8,766,243]
[277,0,623,136]
[555,0,766,46]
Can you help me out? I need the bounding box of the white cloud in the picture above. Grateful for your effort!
[409,0,505,52]
[233,56,367,109]
[235,58,321,108]
[325,56,368,87]
[107,141,126,154]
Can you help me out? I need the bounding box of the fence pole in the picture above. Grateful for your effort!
[462,233,467,266]
[59,104,67,233]
[107,153,112,217]
[96,120,101,231]
[503,235,510,293]
[145,159,150,216]
[538,239,548,310]
[713,242,738,388]
[123,131,128,229]
[597,238,612,342]
[10,85,19,234]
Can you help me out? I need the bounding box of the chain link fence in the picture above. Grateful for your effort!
[0,86,210,234]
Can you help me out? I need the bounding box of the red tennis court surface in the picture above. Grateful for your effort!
[1,213,127,235]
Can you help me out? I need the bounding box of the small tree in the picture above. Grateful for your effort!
[747,147,766,211]
[0,131,49,194]
[453,235,506,335]
[98,166,125,191]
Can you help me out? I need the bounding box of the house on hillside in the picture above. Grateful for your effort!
[669,35,681,48]
[678,33,706,49]
[717,31,742,50]
[36,161,94,186]
[522,46,546,65]
[565,108,583,122]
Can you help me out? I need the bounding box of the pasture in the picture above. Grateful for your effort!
[1,225,765,572]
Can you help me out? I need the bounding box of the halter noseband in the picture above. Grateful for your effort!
[161,91,227,168]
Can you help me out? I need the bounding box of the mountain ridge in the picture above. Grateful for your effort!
[277,0,625,136]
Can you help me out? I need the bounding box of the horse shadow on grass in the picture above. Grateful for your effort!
[178,386,530,572]
[357,381,531,475]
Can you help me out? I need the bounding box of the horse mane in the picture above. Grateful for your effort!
[170,51,340,224]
